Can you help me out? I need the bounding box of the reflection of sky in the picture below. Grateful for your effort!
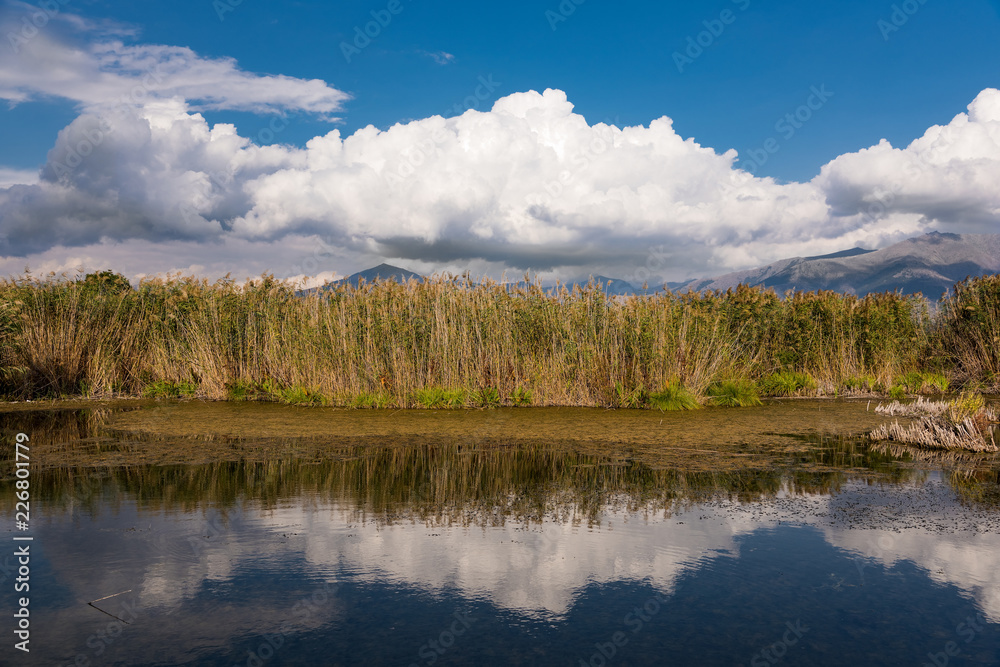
[8,477,1000,665]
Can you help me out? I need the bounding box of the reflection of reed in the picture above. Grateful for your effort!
[869,440,1000,469]
[18,440,924,526]
[949,468,1000,508]
[0,406,115,470]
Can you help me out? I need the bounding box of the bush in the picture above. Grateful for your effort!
[615,383,649,409]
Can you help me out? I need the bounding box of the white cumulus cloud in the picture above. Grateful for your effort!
[1,8,998,282]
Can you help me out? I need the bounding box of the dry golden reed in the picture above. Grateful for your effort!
[0,270,994,407]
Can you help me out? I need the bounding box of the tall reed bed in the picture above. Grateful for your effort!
[0,270,985,407]
[936,274,1000,390]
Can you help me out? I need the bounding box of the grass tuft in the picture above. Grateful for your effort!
[705,379,762,407]
[511,386,533,406]
[415,387,468,409]
[758,371,817,397]
[143,380,197,399]
[473,387,501,409]
[649,382,701,411]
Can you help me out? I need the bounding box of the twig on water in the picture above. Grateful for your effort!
[88,590,133,624]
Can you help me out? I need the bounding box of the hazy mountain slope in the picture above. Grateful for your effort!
[679,232,1000,297]
[336,263,424,287]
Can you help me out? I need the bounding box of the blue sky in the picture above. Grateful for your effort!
[1,0,999,282]
[5,0,999,180]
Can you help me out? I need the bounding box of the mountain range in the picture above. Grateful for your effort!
[332,232,1000,298]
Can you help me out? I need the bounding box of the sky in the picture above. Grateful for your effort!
[0,0,998,286]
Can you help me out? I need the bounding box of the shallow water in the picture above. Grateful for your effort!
[1,400,999,666]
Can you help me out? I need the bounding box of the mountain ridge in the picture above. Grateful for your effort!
[327,232,1000,298]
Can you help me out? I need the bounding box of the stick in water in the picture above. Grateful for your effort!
[88,590,133,623]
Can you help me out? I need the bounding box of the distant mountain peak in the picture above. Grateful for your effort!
[803,247,875,261]
[679,232,1000,297]
[337,263,424,287]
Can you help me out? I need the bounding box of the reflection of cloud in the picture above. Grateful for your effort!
[283,504,748,618]
[29,476,1000,665]
[826,528,1000,623]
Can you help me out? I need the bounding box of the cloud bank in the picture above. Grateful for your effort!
[1,11,998,282]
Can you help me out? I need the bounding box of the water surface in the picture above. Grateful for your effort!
[1,400,999,665]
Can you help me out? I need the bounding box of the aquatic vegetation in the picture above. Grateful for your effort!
[870,393,999,452]
[758,371,818,397]
[415,387,468,409]
[349,391,394,409]
[473,386,502,409]
[895,371,949,395]
[936,274,1000,391]
[888,384,907,400]
[648,382,701,411]
[842,375,878,394]
[614,383,649,409]
[511,386,533,406]
[143,380,197,399]
[0,271,995,407]
[705,379,762,407]
[276,385,328,406]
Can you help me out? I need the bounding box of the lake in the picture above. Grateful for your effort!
[1,399,999,666]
